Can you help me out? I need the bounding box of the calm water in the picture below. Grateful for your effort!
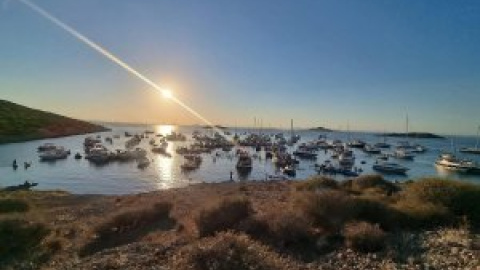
[1,124,479,194]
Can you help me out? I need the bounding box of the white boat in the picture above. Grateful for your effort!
[39,147,70,161]
[435,153,475,172]
[338,150,355,167]
[37,143,57,152]
[373,162,409,175]
[393,148,415,160]
[460,126,480,154]
[85,146,111,164]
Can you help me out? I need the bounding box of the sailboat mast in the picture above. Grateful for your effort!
[406,113,409,142]
[476,125,480,149]
[290,119,294,138]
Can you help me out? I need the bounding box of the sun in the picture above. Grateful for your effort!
[162,89,173,99]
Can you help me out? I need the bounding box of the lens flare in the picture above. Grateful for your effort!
[16,0,227,138]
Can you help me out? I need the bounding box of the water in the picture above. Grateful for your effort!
[0,124,479,194]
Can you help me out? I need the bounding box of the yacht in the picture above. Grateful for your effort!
[348,139,366,148]
[338,151,355,167]
[374,142,391,149]
[373,162,409,175]
[435,153,475,172]
[37,143,57,152]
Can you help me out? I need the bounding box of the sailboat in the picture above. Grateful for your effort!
[287,119,300,146]
[460,126,480,154]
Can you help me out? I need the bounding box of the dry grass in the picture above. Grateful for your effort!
[343,221,387,253]
[346,174,399,195]
[81,202,174,256]
[168,231,300,270]
[194,197,253,237]
[295,176,339,191]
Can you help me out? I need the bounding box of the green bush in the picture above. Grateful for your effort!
[0,199,29,214]
[343,221,386,253]
[169,232,297,270]
[296,190,355,232]
[195,197,253,237]
[296,176,338,191]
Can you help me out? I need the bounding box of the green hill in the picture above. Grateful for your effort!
[0,100,109,144]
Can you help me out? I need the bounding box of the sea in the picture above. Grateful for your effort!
[0,124,479,194]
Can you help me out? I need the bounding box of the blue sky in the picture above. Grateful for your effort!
[0,0,479,135]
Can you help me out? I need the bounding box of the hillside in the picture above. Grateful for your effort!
[382,132,445,139]
[0,100,109,144]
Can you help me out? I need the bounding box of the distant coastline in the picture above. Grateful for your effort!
[308,127,334,132]
[0,100,109,145]
[382,132,445,139]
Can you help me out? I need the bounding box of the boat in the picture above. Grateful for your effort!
[348,140,366,148]
[85,146,111,164]
[374,142,391,149]
[236,152,253,170]
[435,153,475,172]
[338,150,355,167]
[137,157,151,169]
[281,165,296,177]
[373,162,409,175]
[181,156,202,170]
[460,126,480,154]
[392,148,415,160]
[37,143,57,152]
[363,144,381,154]
[293,149,317,159]
[376,154,389,162]
[2,181,38,191]
[39,147,70,161]
[74,153,82,160]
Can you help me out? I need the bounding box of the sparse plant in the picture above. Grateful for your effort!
[343,221,386,253]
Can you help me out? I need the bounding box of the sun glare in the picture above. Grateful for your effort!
[162,89,173,99]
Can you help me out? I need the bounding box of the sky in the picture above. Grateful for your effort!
[0,0,479,135]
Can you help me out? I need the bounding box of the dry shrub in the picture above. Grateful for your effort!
[403,178,480,226]
[0,219,51,269]
[169,231,299,270]
[393,199,453,229]
[81,202,173,255]
[264,211,312,248]
[352,198,399,230]
[195,197,253,237]
[296,190,355,232]
[350,175,399,195]
[0,199,29,214]
[343,221,386,253]
[295,176,338,191]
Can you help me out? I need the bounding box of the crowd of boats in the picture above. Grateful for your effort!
[21,123,480,180]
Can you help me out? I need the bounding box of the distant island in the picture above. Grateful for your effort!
[382,132,445,139]
[309,127,334,132]
[0,99,109,144]
[202,125,228,130]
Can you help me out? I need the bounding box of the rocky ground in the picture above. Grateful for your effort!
[1,181,479,270]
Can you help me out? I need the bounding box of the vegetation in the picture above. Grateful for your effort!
[0,99,108,144]
[194,197,253,237]
[0,199,29,214]
[382,132,444,139]
[0,220,53,269]
[343,221,386,253]
[295,176,339,191]
[169,232,296,270]
[81,202,174,255]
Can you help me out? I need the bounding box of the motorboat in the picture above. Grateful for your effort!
[392,148,415,160]
[338,151,355,167]
[348,140,366,148]
[37,143,57,152]
[363,144,381,154]
[85,146,111,164]
[435,153,475,172]
[137,157,151,169]
[293,149,317,159]
[374,142,391,149]
[236,152,253,170]
[39,147,70,161]
[411,145,427,153]
[373,162,409,175]
[281,165,296,177]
